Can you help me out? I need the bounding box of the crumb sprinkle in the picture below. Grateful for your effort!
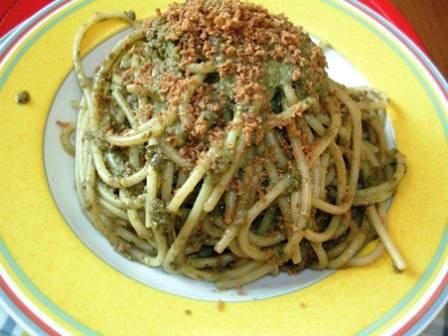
[217,300,225,312]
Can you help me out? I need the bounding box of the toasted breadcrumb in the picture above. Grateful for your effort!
[111,0,327,178]
[217,300,226,312]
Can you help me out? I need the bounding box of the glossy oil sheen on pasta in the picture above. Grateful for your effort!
[62,0,406,289]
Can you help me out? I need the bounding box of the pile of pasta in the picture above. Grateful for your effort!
[64,0,406,289]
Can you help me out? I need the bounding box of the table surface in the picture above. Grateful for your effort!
[391,0,448,79]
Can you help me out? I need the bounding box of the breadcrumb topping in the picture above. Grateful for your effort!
[108,0,328,161]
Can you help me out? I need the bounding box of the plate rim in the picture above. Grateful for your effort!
[0,0,447,335]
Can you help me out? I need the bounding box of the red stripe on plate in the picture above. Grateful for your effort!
[0,276,61,336]
[393,272,448,336]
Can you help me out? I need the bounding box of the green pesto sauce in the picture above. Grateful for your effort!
[146,144,167,171]
[16,90,30,104]
[141,19,325,115]
[261,60,294,93]
[149,198,176,232]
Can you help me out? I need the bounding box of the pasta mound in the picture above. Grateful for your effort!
[69,0,406,289]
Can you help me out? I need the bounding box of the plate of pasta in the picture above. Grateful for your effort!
[0,0,447,335]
